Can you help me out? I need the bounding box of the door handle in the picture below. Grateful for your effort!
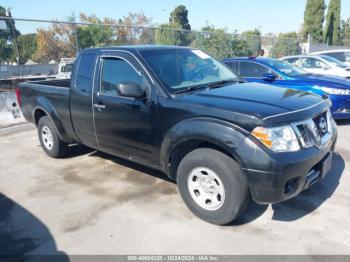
[93,103,106,109]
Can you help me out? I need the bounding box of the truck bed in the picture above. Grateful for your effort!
[19,78,76,143]
[29,79,71,88]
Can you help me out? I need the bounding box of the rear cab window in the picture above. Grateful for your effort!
[74,53,96,93]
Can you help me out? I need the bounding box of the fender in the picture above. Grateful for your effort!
[160,117,250,173]
[32,96,70,142]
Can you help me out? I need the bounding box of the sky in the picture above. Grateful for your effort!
[1,0,350,35]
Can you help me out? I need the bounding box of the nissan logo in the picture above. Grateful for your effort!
[318,117,328,134]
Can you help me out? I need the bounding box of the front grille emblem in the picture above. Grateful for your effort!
[318,117,328,134]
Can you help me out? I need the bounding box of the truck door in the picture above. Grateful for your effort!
[70,51,98,148]
[92,52,155,164]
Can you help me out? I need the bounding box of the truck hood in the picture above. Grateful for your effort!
[178,82,330,127]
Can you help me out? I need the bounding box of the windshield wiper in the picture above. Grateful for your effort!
[173,79,238,94]
[207,79,239,89]
[173,85,208,94]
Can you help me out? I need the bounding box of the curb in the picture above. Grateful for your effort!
[0,123,36,136]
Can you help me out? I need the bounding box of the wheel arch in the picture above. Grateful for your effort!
[32,97,69,142]
[160,117,248,180]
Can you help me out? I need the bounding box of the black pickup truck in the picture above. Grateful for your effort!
[18,46,337,225]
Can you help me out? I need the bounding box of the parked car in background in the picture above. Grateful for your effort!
[281,55,350,78]
[55,58,75,79]
[222,57,350,119]
[312,49,350,66]
[18,46,337,225]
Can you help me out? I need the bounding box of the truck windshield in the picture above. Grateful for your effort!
[265,60,307,77]
[140,49,238,93]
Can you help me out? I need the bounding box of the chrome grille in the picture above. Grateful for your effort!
[292,110,332,149]
[296,125,311,146]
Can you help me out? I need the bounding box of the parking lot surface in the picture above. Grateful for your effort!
[0,122,349,255]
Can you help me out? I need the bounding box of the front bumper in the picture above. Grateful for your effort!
[236,126,337,204]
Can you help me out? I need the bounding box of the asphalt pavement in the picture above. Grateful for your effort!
[0,122,349,255]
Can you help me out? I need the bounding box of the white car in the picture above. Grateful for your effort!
[56,58,75,79]
[312,49,350,66]
[281,55,350,78]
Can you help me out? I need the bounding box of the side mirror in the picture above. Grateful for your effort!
[116,82,145,99]
[262,73,276,82]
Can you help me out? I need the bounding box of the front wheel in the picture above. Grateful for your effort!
[177,148,249,225]
[38,116,68,158]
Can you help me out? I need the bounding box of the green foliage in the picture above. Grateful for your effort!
[155,5,192,46]
[15,34,37,64]
[76,14,114,48]
[191,26,250,59]
[270,32,300,58]
[155,23,185,46]
[324,0,341,45]
[340,18,350,45]
[169,5,191,30]
[0,5,20,63]
[77,25,114,49]
[303,0,325,42]
[77,12,153,48]
[0,38,13,62]
[241,28,262,55]
[0,6,20,42]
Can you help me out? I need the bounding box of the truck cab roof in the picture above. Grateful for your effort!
[79,45,192,55]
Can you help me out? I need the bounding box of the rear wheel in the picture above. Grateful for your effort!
[177,148,249,225]
[38,116,68,158]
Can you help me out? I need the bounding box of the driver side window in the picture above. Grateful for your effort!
[100,58,144,97]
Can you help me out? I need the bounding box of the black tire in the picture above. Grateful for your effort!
[177,148,249,225]
[37,116,68,158]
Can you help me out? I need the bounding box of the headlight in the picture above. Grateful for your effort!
[319,87,350,95]
[251,125,300,152]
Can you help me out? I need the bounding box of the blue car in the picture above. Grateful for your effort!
[222,57,350,119]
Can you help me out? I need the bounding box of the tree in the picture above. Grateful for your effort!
[241,28,262,55]
[0,5,20,63]
[340,18,350,45]
[0,39,13,63]
[120,12,154,44]
[191,26,250,59]
[14,34,37,64]
[155,5,192,46]
[303,0,325,43]
[77,14,114,49]
[77,12,153,48]
[169,5,191,30]
[270,32,300,58]
[33,25,76,63]
[324,0,341,45]
[155,23,184,45]
[0,6,20,42]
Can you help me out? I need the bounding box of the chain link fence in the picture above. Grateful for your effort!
[1,17,306,92]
